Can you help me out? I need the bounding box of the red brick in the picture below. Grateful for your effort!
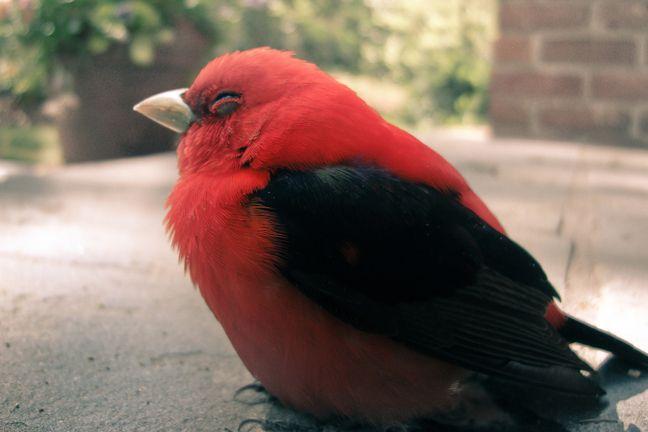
[592,72,648,101]
[599,0,648,30]
[490,71,583,98]
[489,98,532,136]
[542,38,637,65]
[494,36,532,64]
[489,98,531,126]
[500,2,590,32]
[539,105,631,141]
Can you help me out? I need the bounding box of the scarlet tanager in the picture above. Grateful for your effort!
[134,48,648,428]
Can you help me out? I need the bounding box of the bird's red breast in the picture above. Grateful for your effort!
[165,170,470,424]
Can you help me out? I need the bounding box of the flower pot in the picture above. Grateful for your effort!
[58,21,209,163]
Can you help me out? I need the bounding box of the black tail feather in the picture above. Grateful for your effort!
[560,315,648,368]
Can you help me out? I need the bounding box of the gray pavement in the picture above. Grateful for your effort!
[1,134,647,431]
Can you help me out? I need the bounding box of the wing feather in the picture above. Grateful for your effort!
[250,166,602,396]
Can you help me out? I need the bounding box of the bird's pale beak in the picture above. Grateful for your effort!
[133,88,194,133]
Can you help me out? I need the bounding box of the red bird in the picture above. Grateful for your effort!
[134,48,647,428]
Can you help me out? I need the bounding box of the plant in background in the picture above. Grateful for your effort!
[0,0,216,110]
[371,0,496,125]
[0,0,495,134]
[212,0,387,74]
[215,0,496,126]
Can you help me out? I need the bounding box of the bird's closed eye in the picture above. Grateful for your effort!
[209,91,241,117]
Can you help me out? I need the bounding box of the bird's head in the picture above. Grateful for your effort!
[134,47,389,175]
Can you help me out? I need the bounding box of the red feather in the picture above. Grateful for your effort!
[165,48,566,424]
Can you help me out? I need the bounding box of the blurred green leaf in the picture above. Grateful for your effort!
[0,125,62,164]
[129,35,154,65]
[87,34,110,54]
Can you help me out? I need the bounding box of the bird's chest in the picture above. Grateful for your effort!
[165,173,465,423]
[166,174,336,402]
[165,172,278,319]
[166,173,320,365]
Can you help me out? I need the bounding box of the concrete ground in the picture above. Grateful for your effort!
[1,134,647,432]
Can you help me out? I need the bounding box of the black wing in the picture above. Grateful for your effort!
[250,166,602,396]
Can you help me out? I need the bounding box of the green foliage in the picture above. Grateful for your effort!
[0,0,216,105]
[1,0,495,125]
[0,125,61,163]
[369,0,496,124]
[210,0,386,73]
[213,0,496,125]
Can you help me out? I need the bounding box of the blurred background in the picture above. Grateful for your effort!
[0,0,499,163]
[0,0,647,163]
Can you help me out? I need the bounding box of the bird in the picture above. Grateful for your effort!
[134,47,648,429]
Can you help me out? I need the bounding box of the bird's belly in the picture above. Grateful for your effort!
[202,270,467,425]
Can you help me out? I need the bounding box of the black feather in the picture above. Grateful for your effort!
[249,166,600,396]
[560,315,648,368]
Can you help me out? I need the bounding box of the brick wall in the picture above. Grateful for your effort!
[490,0,648,147]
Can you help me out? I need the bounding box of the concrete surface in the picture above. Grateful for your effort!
[1,134,647,431]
